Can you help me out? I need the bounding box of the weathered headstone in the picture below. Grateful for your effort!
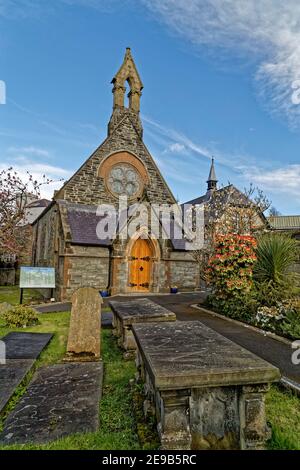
[66,287,102,361]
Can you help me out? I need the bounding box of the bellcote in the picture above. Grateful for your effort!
[108,48,144,137]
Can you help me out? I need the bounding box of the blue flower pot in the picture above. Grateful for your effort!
[170,287,178,294]
[100,290,109,298]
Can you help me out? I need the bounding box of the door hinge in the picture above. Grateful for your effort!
[139,283,149,288]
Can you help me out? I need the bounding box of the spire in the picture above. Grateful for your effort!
[108,48,144,137]
[207,157,218,192]
[111,47,143,113]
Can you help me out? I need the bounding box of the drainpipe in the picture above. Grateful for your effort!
[107,246,113,294]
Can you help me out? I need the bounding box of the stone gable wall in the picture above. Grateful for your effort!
[57,114,175,206]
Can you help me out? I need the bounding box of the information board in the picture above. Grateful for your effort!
[19,267,55,289]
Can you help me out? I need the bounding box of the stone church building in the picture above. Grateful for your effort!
[32,49,201,300]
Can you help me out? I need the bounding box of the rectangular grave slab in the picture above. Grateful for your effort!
[109,298,176,354]
[0,333,53,413]
[3,332,53,359]
[0,360,34,412]
[0,362,103,445]
[132,321,281,450]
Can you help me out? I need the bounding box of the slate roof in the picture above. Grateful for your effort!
[267,215,300,231]
[182,193,210,206]
[183,185,250,207]
[26,199,51,208]
[67,206,112,246]
[62,201,190,250]
[170,238,191,251]
[59,183,263,251]
[207,158,217,183]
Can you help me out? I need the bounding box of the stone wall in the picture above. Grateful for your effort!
[18,225,34,267]
[55,113,175,207]
[168,252,199,290]
[32,204,63,299]
[32,205,58,268]
[0,268,15,286]
[60,245,110,301]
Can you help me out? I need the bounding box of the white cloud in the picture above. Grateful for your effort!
[143,114,212,159]
[142,0,300,128]
[1,147,72,199]
[162,142,186,154]
[0,0,130,18]
[8,146,50,158]
[241,164,300,199]
[168,142,185,153]
[0,0,53,19]
[143,115,300,206]
[2,162,71,199]
[61,0,131,12]
[143,114,258,170]
[4,1,300,127]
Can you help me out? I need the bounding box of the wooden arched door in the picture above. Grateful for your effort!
[129,238,153,291]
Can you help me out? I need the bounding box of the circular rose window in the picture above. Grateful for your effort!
[107,163,143,198]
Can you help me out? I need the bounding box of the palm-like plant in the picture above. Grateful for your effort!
[254,233,299,285]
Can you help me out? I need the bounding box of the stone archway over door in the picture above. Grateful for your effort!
[129,238,153,291]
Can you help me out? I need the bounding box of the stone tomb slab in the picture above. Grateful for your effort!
[109,298,176,353]
[132,321,281,450]
[0,362,103,445]
[0,333,53,413]
[0,360,34,413]
[3,332,53,359]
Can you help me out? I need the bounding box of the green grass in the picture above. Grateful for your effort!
[266,386,300,450]
[0,312,157,450]
[0,286,44,306]
[0,297,300,449]
[0,285,111,312]
[0,311,70,366]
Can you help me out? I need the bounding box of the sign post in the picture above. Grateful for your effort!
[19,267,56,304]
[20,288,24,305]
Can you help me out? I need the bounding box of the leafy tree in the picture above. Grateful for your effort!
[190,184,270,283]
[206,233,257,300]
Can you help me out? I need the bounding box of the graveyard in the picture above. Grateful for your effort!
[1,4,300,457]
[0,286,300,450]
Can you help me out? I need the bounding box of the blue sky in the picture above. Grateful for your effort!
[0,0,300,213]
